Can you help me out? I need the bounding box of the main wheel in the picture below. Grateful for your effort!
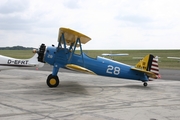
[143,82,148,87]
[46,74,59,88]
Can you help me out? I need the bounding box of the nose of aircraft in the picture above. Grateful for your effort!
[32,48,38,53]
[33,44,46,63]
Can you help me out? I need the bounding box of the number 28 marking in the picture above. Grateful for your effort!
[106,65,120,75]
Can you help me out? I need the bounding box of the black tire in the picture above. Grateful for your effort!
[143,82,148,87]
[46,74,59,88]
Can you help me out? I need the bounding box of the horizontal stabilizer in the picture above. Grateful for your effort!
[66,64,96,75]
[131,67,157,79]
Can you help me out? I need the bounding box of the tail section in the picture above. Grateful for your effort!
[0,53,44,71]
[135,54,161,79]
[28,53,44,68]
[149,56,161,79]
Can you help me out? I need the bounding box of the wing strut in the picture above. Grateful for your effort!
[57,27,91,67]
[68,37,85,67]
[57,33,69,60]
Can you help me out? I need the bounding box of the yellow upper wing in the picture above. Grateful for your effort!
[58,27,91,46]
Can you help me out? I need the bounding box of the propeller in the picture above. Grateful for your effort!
[32,44,46,63]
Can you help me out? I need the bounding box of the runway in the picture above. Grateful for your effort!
[0,68,180,120]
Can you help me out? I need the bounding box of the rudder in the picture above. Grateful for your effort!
[135,54,160,79]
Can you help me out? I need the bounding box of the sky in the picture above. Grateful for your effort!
[0,0,180,50]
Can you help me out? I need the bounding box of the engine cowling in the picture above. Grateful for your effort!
[37,44,46,63]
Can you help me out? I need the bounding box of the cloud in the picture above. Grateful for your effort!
[116,15,153,23]
[0,0,180,49]
[0,0,28,14]
[63,0,81,9]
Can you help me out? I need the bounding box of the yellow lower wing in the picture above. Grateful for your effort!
[66,64,96,75]
[131,67,157,79]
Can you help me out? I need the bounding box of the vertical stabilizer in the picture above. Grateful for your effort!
[135,54,160,79]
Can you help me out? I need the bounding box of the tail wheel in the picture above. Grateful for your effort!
[46,74,59,88]
[143,82,148,87]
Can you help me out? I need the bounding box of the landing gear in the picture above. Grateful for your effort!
[143,82,148,87]
[46,74,59,88]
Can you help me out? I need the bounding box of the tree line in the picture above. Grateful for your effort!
[0,46,34,50]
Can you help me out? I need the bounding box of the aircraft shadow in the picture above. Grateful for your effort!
[23,81,155,97]
[121,84,154,90]
[58,81,90,95]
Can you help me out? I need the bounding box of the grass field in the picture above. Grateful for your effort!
[0,49,180,69]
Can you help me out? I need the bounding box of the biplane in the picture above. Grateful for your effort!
[0,53,44,71]
[101,53,129,60]
[101,53,129,56]
[35,27,161,88]
[167,57,180,61]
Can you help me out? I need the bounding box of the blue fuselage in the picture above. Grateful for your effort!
[44,46,148,82]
